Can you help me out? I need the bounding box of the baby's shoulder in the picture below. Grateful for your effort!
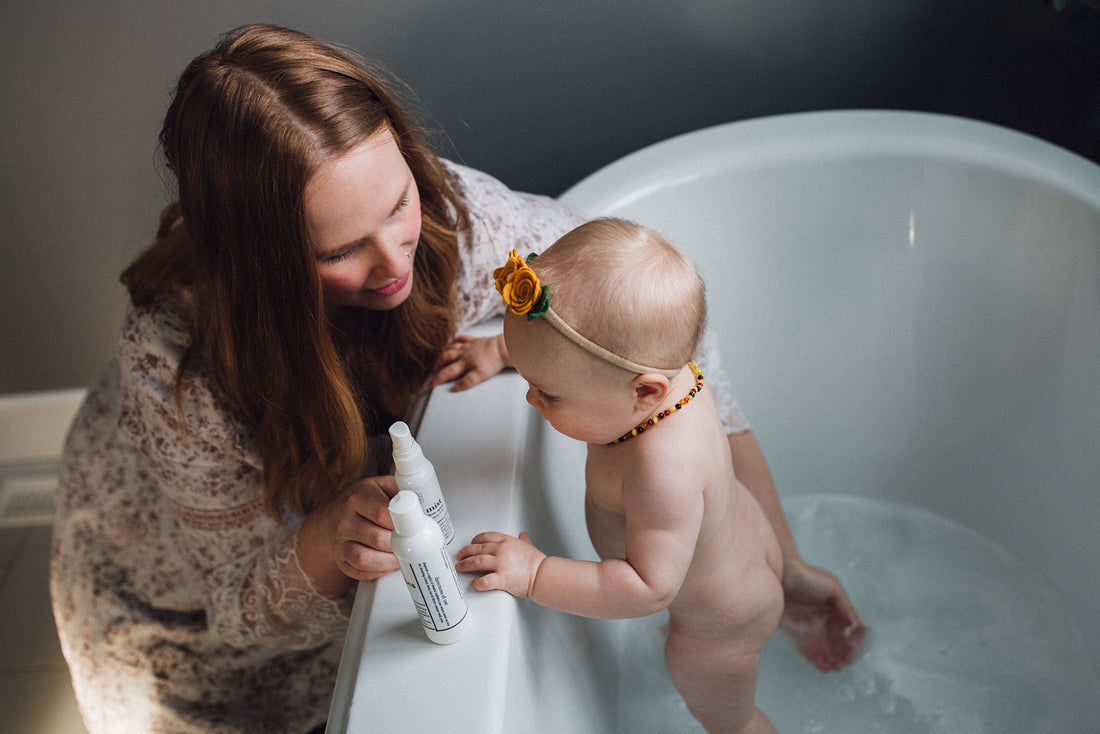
[650,409,726,466]
[609,427,715,495]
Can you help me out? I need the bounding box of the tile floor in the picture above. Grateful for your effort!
[0,522,88,734]
[1,390,90,733]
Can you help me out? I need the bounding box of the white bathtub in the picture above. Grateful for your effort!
[328,111,1100,733]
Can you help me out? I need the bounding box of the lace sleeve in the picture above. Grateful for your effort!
[443,161,588,331]
[117,298,351,650]
[694,326,751,435]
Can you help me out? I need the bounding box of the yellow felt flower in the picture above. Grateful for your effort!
[493,250,525,295]
[503,266,542,315]
[493,249,549,318]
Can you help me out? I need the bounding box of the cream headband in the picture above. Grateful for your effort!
[493,250,681,379]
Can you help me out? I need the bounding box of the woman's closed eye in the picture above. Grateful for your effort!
[322,245,358,265]
[390,193,411,218]
[318,191,412,266]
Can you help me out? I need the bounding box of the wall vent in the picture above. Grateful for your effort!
[0,461,59,527]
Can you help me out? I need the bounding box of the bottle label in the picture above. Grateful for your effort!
[399,546,468,632]
[422,496,455,545]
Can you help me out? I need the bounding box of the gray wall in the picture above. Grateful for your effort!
[3,0,1097,394]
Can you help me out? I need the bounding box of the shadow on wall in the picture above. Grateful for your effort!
[403,0,1100,195]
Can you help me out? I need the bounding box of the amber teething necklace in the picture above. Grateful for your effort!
[609,362,704,445]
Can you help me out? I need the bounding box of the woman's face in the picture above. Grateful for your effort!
[305,127,423,311]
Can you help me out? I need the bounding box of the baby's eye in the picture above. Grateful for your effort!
[527,385,557,405]
[534,387,557,403]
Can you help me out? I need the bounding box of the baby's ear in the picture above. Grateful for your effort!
[631,374,670,412]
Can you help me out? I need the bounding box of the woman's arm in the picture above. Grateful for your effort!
[118,300,391,649]
[429,161,585,391]
[728,429,866,671]
[727,430,798,561]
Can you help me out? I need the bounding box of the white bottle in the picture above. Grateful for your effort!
[388,490,470,644]
[389,420,455,546]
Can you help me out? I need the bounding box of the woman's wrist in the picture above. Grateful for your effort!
[779,553,809,588]
[295,514,353,599]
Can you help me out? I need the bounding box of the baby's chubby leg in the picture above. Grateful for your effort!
[663,625,776,734]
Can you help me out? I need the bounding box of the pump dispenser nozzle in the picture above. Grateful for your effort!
[389,421,456,546]
[390,420,423,466]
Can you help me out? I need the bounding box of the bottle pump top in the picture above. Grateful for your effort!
[388,419,456,546]
[389,421,422,468]
[389,490,427,536]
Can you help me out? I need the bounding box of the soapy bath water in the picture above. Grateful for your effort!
[613,494,1099,733]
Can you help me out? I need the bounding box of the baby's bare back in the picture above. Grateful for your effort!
[586,389,783,648]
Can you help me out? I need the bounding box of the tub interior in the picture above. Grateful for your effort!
[329,112,1100,733]
[501,412,1099,733]
[559,111,1100,665]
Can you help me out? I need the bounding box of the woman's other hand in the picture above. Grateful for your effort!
[430,333,511,391]
[779,558,867,671]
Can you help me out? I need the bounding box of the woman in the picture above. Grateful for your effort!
[51,24,862,734]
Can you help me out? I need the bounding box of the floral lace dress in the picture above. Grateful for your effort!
[50,161,749,734]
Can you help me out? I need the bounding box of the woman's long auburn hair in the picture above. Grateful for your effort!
[122,24,468,519]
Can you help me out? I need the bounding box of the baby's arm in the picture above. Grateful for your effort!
[456,466,703,619]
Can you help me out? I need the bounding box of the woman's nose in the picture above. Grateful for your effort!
[374,236,409,276]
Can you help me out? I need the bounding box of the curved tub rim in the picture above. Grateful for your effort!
[560,109,1100,214]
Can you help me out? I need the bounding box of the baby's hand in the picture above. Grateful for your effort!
[455,531,546,598]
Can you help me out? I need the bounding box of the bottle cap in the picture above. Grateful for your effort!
[389,490,427,536]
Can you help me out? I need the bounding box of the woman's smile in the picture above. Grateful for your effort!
[370,270,411,297]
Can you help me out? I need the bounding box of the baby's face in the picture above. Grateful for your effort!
[504,312,641,444]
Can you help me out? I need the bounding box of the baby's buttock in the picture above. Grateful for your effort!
[669,557,784,652]
[669,494,784,648]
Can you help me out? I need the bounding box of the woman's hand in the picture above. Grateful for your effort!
[779,557,866,671]
[296,475,402,599]
[430,333,510,392]
[455,531,546,598]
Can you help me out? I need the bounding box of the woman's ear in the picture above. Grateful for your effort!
[631,374,670,413]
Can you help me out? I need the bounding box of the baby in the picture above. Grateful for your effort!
[455,218,784,734]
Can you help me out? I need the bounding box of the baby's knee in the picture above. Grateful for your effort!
[738,708,777,734]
